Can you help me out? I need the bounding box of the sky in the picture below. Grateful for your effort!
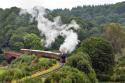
[0,0,125,9]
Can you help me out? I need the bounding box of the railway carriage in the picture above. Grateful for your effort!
[20,49,66,63]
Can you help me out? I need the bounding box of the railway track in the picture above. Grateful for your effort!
[39,62,64,78]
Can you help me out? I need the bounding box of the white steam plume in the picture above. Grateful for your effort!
[20,6,80,54]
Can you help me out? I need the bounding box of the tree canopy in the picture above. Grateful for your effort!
[80,37,115,81]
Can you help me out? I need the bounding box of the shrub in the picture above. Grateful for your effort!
[11,54,36,65]
[45,66,92,83]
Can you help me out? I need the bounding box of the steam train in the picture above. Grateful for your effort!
[20,49,66,63]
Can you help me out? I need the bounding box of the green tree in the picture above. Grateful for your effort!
[81,37,114,81]
[104,23,125,53]
[9,34,24,51]
[67,52,98,83]
[23,33,43,50]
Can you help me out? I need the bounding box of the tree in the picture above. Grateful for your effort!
[67,52,91,73]
[51,36,64,50]
[103,23,125,53]
[67,52,98,83]
[80,37,114,81]
[9,34,24,51]
[23,33,43,50]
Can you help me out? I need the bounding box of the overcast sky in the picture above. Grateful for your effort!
[0,0,125,9]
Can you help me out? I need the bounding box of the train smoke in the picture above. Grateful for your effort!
[20,6,80,54]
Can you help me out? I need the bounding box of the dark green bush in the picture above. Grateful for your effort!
[67,52,98,83]
[80,37,115,81]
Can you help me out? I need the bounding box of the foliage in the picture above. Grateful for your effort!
[67,52,98,83]
[111,55,125,81]
[45,66,92,83]
[24,77,43,83]
[51,36,64,50]
[52,2,125,25]
[38,58,56,67]
[0,54,56,82]
[23,33,43,49]
[0,6,102,51]
[80,37,115,81]
[103,23,125,53]
[0,54,6,63]
[9,33,24,51]
[0,2,125,82]
[11,54,36,65]
[0,7,40,51]
[9,33,43,51]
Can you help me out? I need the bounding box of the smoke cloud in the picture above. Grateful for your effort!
[20,6,80,54]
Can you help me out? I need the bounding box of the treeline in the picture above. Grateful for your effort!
[51,1,125,25]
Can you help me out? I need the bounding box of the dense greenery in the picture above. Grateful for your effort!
[103,23,125,53]
[0,7,40,51]
[0,54,56,82]
[45,66,92,83]
[51,1,125,25]
[0,1,125,83]
[0,6,101,51]
[67,52,98,83]
[111,55,125,81]
[81,37,114,81]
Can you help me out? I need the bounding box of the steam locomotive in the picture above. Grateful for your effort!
[20,49,66,63]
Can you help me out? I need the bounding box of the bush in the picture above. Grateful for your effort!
[38,58,55,67]
[28,58,56,72]
[45,66,92,83]
[67,52,91,73]
[11,54,36,65]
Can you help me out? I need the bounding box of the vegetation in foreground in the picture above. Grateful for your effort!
[0,55,56,82]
